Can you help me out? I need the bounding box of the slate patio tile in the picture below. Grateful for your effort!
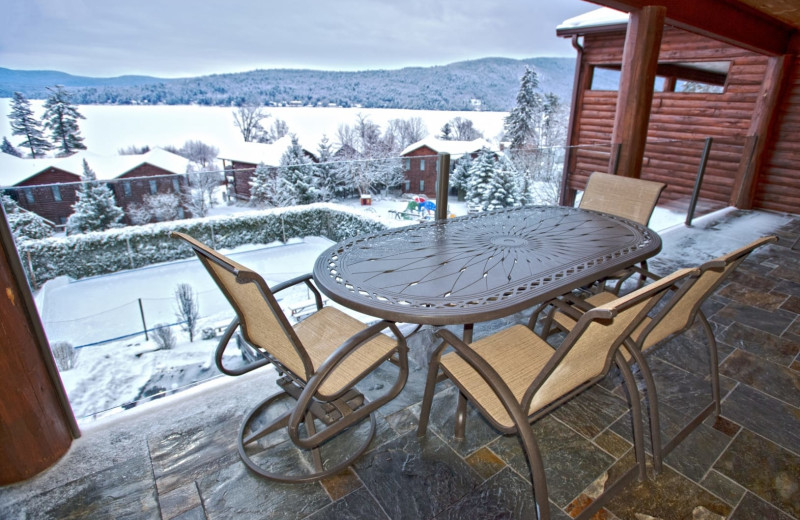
[719,348,800,407]
[720,385,800,453]
[305,487,389,520]
[717,321,800,366]
[729,492,796,520]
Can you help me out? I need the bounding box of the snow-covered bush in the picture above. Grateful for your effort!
[152,324,176,350]
[51,341,78,371]
[17,203,386,285]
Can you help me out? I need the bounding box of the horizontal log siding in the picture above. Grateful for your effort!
[569,27,768,209]
[756,56,800,213]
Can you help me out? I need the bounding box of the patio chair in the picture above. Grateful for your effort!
[579,171,666,288]
[417,266,698,520]
[171,232,409,482]
[541,235,778,474]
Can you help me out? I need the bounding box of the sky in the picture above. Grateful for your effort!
[2,0,594,78]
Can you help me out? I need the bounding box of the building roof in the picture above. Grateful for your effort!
[400,137,493,158]
[0,148,191,187]
[556,7,629,35]
[217,135,315,166]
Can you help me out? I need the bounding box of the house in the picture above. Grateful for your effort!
[0,149,191,226]
[556,4,800,215]
[217,135,316,201]
[400,137,491,197]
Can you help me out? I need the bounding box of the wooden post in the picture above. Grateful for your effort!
[0,209,78,485]
[609,6,665,178]
[731,54,793,208]
[435,152,451,221]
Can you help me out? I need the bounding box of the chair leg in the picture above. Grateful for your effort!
[516,419,551,520]
[699,312,721,417]
[625,343,664,475]
[615,351,648,482]
[454,392,467,439]
[417,361,442,436]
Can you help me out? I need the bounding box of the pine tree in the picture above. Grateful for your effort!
[2,195,54,241]
[504,67,542,150]
[43,86,87,156]
[9,92,52,158]
[278,135,319,205]
[484,156,522,211]
[466,148,498,210]
[316,135,345,201]
[249,162,275,206]
[67,160,124,234]
[450,154,473,192]
[1,136,22,157]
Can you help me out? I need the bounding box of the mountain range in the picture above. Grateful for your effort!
[0,57,578,111]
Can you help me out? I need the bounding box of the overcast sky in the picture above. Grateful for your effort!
[2,0,594,78]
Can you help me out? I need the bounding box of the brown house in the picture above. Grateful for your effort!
[218,136,316,201]
[400,137,491,198]
[0,149,191,226]
[557,4,800,216]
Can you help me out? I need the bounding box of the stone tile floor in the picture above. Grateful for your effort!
[1,209,798,520]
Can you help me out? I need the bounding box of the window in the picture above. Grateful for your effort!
[172,177,180,192]
[419,180,425,192]
[51,185,62,202]
[149,180,158,194]
[123,182,132,197]
[404,180,411,192]
[589,61,729,94]
[403,158,410,171]
[24,189,34,204]
[178,207,185,219]
[419,159,425,171]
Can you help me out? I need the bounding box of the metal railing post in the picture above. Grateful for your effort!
[435,152,451,221]
[686,137,713,227]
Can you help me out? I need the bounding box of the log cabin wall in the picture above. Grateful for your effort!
[756,56,800,213]
[568,26,770,210]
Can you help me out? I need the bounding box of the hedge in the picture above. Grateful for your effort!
[16,203,388,285]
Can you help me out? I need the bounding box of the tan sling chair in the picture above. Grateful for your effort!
[542,235,778,474]
[172,232,409,482]
[418,266,698,520]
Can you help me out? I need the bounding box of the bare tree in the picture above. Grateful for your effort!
[257,119,289,144]
[152,324,177,350]
[50,341,78,371]
[449,117,484,141]
[387,117,428,150]
[174,283,200,342]
[233,103,270,142]
[178,140,218,167]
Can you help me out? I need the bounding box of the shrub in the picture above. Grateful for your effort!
[50,341,78,371]
[152,324,176,350]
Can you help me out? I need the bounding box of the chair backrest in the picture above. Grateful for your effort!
[524,267,698,412]
[171,232,312,379]
[579,171,666,226]
[638,235,778,348]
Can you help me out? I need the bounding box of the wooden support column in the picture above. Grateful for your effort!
[0,209,78,484]
[560,35,592,207]
[609,6,665,178]
[731,53,794,208]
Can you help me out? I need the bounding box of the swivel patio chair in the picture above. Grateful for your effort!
[171,232,409,482]
[579,171,666,289]
[542,235,778,474]
[417,266,698,520]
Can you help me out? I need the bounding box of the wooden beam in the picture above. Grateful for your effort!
[731,54,794,208]
[588,0,794,56]
[0,208,78,485]
[560,36,593,206]
[610,6,666,178]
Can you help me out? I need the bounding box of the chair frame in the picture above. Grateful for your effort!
[172,232,409,482]
[540,235,778,475]
[417,268,697,520]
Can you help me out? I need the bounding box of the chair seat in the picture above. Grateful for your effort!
[295,306,398,397]
[440,324,558,429]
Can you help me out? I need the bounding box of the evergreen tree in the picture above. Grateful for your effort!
[9,92,52,158]
[466,148,498,210]
[449,154,473,192]
[249,162,294,207]
[1,136,22,157]
[278,135,319,205]
[43,86,87,156]
[504,67,542,150]
[1,195,54,241]
[66,160,124,234]
[484,156,522,211]
[316,135,346,201]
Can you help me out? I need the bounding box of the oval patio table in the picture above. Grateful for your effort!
[313,205,661,327]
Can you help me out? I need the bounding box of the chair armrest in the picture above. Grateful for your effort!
[271,273,324,311]
[214,317,271,376]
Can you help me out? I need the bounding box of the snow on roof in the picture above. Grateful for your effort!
[557,7,629,33]
[217,135,314,166]
[0,148,190,187]
[400,137,493,157]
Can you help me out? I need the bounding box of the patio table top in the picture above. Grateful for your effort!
[313,205,661,325]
